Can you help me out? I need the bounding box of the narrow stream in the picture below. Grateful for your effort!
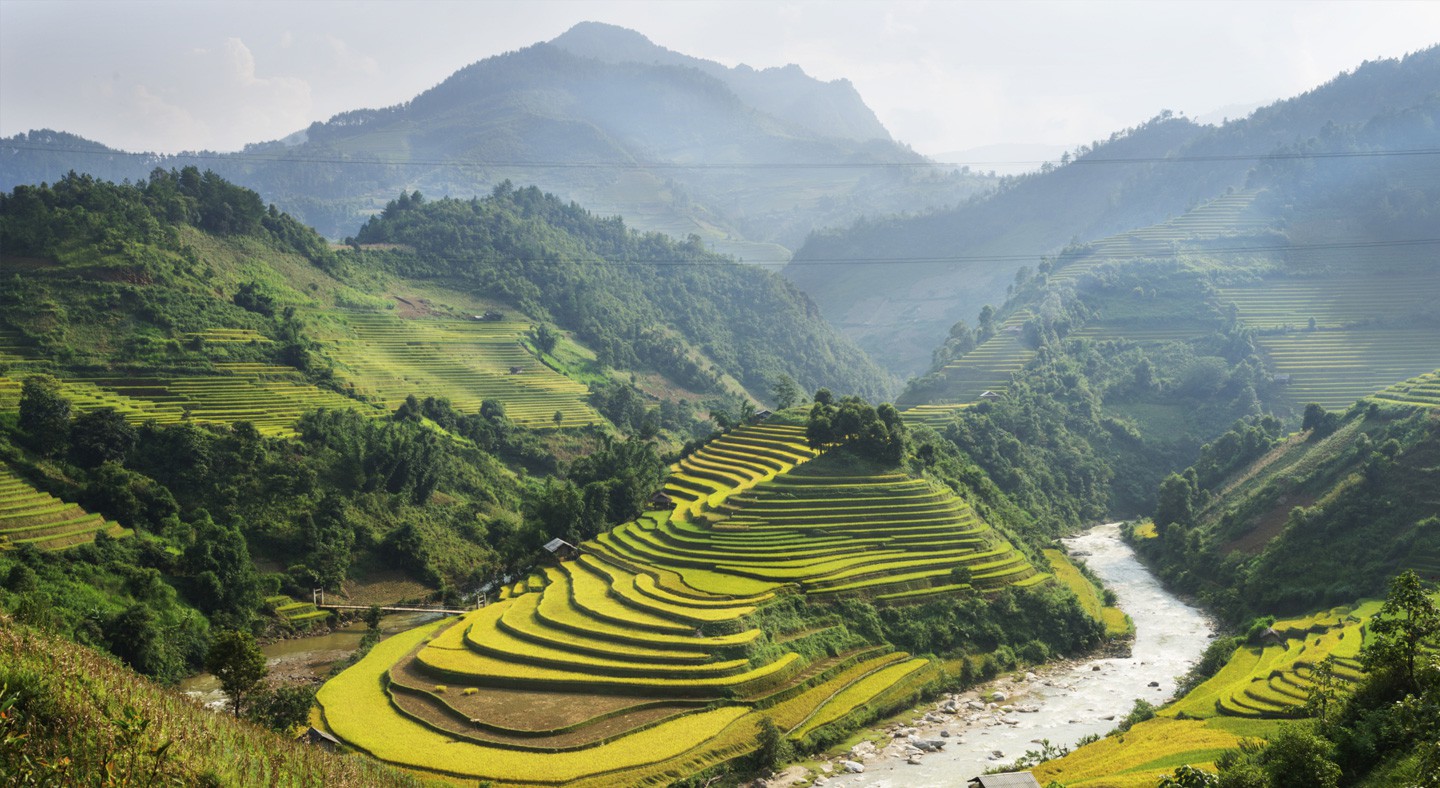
[836,522,1216,786]
[180,610,442,709]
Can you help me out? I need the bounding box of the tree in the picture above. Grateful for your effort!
[19,374,71,457]
[1155,473,1195,530]
[770,375,800,410]
[1158,765,1219,787]
[531,324,559,355]
[245,684,314,733]
[69,407,138,467]
[752,716,792,774]
[206,630,267,718]
[1365,569,1440,692]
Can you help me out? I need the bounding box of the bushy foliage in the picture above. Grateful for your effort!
[806,394,906,464]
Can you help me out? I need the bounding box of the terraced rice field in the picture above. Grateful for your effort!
[0,327,381,438]
[899,402,971,430]
[64,364,380,438]
[0,463,128,550]
[1069,319,1219,346]
[1165,601,1377,721]
[312,312,600,428]
[317,433,1052,783]
[605,462,1041,599]
[900,311,1036,417]
[317,542,937,784]
[1253,328,1440,410]
[264,595,332,625]
[1032,716,1269,788]
[1368,369,1440,409]
[663,422,818,520]
[1217,275,1440,331]
[1035,600,1379,786]
[1052,190,1268,284]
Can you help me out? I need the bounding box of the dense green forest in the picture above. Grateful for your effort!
[351,183,895,401]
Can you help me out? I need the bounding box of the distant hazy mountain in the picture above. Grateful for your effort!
[0,23,988,259]
[550,21,892,144]
[786,46,1440,375]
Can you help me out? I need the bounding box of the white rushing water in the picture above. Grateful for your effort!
[835,522,1215,787]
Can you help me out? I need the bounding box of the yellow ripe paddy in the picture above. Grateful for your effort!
[317,621,751,785]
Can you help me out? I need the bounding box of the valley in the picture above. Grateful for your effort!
[2,16,1439,788]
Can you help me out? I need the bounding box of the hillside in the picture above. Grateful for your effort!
[786,46,1440,375]
[1133,394,1440,620]
[350,184,897,402]
[0,618,425,786]
[0,24,990,259]
[312,417,1105,785]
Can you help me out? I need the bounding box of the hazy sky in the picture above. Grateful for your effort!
[3,0,1437,158]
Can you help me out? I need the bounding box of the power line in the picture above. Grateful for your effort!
[345,237,1440,268]
[6,141,1440,170]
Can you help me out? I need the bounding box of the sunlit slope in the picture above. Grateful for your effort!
[317,547,937,785]
[1369,369,1440,409]
[662,422,819,520]
[310,311,600,428]
[1034,600,1379,787]
[0,462,129,550]
[0,330,379,439]
[316,430,1052,784]
[599,455,1042,600]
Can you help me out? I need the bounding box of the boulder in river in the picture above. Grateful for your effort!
[840,760,865,774]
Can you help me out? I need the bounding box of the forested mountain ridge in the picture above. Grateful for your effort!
[788,45,1440,375]
[0,24,990,260]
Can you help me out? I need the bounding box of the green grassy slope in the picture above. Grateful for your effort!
[0,618,426,787]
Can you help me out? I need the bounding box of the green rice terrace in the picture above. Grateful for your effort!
[898,310,1036,417]
[308,311,601,429]
[0,362,378,440]
[0,307,603,436]
[1051,190,1269,285]
[1215,273,1440,409]
[0,462,128,550]
[315,428,1050,785]
[1369,369,1440,409]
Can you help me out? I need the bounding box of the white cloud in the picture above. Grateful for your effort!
[325,34,380,77]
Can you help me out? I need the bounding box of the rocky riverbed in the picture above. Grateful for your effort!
[794,523,1216,787]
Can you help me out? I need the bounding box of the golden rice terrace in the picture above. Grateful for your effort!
[315,422,1047,785]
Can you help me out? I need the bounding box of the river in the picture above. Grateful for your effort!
[829,522,1216,786]
[180,610,442,709]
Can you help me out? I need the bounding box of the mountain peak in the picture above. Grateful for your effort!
[550,21,667,61]
[549,21,890,143]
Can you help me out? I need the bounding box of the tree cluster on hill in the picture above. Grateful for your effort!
[1135,401,1440,622]
[805,389,906,464]
[351,183,895,401]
